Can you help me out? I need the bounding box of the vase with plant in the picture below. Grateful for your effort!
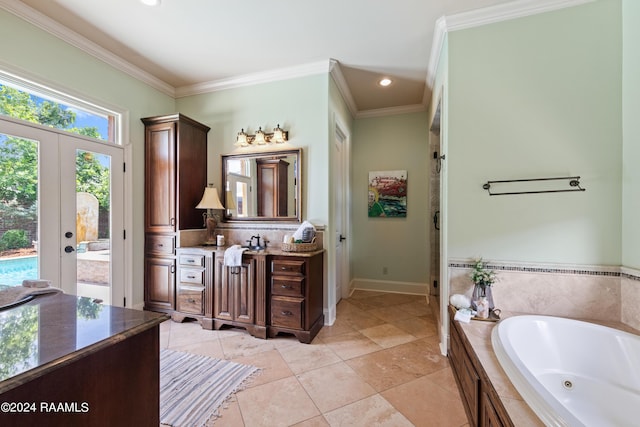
[470,258,497,313]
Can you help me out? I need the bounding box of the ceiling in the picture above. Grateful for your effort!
[12,0,518,116]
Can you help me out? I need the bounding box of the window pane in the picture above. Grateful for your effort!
[0,83,113,142]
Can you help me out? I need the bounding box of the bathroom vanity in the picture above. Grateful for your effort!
[172,246,324,343]
[448,305,516,427]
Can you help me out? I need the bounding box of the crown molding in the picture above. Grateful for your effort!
[426,16,448,90]
[356,104,426,119]
[0,0,176,97]
[328,59,358,118]
[176,60,333,98]
[426,0,595,88]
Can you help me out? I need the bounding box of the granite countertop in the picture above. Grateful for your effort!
[182,245,324,257]
[0,292,168,394]
[455,310,640,427]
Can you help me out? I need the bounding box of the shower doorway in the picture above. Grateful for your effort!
[429,101,442,298]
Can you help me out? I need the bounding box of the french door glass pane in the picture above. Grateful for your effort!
[75,149,112,304]
[0,132,39,286]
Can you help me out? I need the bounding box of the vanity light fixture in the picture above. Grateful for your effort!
[379,78,392,87]
[254,127,267,145]
[140,0,161,6]
[234,124,288,147]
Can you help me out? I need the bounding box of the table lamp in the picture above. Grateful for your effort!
[196,186,224,245]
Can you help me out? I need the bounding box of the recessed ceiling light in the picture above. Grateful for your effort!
[379,78,392,87]
[140,0,161,6]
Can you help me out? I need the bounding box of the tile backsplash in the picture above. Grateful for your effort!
[178,223,324,250]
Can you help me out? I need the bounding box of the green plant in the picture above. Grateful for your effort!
[470,258,497,289]
[0,229,30,250]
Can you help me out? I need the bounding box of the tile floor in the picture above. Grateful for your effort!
[160,290,469,427]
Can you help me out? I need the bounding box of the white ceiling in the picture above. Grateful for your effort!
[11,0,519,115]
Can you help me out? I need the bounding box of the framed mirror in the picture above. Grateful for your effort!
[222,148,301,222]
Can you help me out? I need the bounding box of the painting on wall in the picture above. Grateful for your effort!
[368,170,407,217]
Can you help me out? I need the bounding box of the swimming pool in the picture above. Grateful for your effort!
[0,256,38,286]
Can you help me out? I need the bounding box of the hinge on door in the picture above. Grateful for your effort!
[123,297,126,307]
[123,162,126,172]
[123,230,126,239]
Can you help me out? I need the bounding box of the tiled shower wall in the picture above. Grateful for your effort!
[449,259,640,330]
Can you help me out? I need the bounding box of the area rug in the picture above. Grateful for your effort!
[160,349,260,426]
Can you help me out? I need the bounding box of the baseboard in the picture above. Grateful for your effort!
[351,278,428,295]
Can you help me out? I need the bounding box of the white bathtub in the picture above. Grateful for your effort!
[492,315,640,427]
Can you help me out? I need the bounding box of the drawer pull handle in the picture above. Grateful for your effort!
[187,275,196,279]
[158,243,164,247]
[188,298,195,303]
[187,259,195,263]
[281,285,291,289]
[281,310,293,316]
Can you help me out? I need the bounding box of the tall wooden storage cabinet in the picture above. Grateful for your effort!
[256,158,289,217]
[142,113,210,313]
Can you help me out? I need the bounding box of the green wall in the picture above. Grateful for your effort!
[622,0,640,269]
[352,112,429,285]
[175,74,330,225]
[0,9,175,307]
[447,0,622,265]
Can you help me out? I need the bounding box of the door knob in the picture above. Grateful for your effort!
[64,245,75,253]
[65,231,73,238]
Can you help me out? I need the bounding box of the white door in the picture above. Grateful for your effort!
[333,125,349,302]
[0,118,124,305]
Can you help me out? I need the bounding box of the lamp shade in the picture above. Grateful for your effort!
[196,187,224,210]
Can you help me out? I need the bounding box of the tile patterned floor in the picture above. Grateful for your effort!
[160,290,468,427]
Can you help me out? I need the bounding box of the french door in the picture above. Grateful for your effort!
[0,117,124,305]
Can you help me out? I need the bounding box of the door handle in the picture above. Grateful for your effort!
[433,211,440,231]
[64,245,75,253]
[339,234,346,242]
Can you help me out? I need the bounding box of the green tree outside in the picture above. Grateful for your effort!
[0,84,110,240]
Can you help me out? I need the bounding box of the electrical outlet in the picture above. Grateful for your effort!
[383,267,388,275]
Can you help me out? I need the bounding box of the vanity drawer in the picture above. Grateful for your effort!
[146,234,175,256]
[179,254,205,267]
[271,259,305,276]
[271,276,304,297]
[180,268,204,284]
[271,297,303,329]
[176,286,204,315]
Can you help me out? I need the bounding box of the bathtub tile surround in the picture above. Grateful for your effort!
[621,267,640,330]
[449,259,632,325]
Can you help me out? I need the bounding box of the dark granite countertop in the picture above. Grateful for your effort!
[0,292,168,394]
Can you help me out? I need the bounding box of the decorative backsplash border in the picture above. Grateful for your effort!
[621,267,640,282]
[449,259,627,278]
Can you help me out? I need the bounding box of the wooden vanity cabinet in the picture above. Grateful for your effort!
[172,248,214,329]
[268,252,324,343]
[213,255,268,339]
[142,113,209,313]
[448,306,513,427]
